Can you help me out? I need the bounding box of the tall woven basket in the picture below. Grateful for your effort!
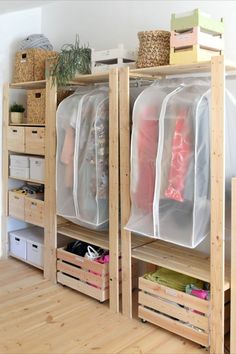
[136,30,170,68]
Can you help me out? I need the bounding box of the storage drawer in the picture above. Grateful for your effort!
[138,277,230,347]
[9,231,26,259]
[57,247,109,302]
[8,191,25,220]
[25,197,45,227]
[27,239,44,267]
[25,127,45,155]
[29,157,45,182]
[8,127,25,153]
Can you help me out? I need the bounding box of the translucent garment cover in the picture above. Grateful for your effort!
[126,80,183,236]
[56,87,109,229]
[154,80,211,248]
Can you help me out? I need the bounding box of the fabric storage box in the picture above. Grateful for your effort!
[30,157,45,181]
[8,191,25,220]
[9,230,27,259]
[57,247,110,302]
[7,127,25,153]
[25,196,45,227]
[170,45,221,65]
[171,9,224,34]
[27,89,46,124]
[25,127,45,155]
[13,48,57,83]
[136,30,170,68]
[138,276,230,347]
[10,154,29,168]
[10,166,29,179]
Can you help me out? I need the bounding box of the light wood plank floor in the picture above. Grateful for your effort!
[0,258,210,354]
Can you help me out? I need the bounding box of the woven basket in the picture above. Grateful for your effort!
[14,48,57,83]
[27,89,46,124]
[136,30,170,68]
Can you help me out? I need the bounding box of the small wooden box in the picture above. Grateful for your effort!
[170,45,221,65]
[13,48,57,83]
[25,127,45,155]
[27,89,45,124]
[25,196,45,227]
[171,9,224,35]
[170,27,223,52]
[8,191,25,220]
[138,277,230,347]
[7,127,25,153]
[57,247,110,302]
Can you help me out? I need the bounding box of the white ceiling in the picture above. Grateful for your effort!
[0,0,53,14]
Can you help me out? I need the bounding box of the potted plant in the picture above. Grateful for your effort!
[10,103,25,124]
[51,35,91,87]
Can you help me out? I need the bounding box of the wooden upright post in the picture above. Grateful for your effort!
[109,68,120,313]
[1,84,10,259]
[44,75,57,281]
[231,177,236,354]
[210,55,225,354]
[120,67,132,318]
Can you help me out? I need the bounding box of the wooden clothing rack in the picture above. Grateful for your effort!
[119,56,236,354]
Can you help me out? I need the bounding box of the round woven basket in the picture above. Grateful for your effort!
[136,30,170,68]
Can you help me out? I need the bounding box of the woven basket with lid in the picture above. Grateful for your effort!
[136,30,170,68]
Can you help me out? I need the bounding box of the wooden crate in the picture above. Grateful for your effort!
[24,196,45,227]
[8,191,25,220]
[138,277,230,347]
[27,89,45,124]
[7,126,25,153]
[57,247,110,302]
[170,27,223,52]
[170,45,221,65]
[25,127,45,155]
[13,48,57,83]
[171,9,224,34]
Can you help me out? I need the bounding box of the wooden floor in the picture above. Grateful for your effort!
[0,258,210,354]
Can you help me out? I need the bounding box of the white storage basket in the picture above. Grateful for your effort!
[30,157,45,181]
[10,166,29,179]
[10,154,29,168]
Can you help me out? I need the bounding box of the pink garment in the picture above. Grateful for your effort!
[134,107,159,212]
[88,254,110,289]
[165,108,191,202]
[61,127,75,188]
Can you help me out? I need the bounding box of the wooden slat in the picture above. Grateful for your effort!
[71,72,109,84]
[139,277,209,314]
[120,67,132,318]
[57,222,109,250]
[231,177,236,353]
[2,84,10,259]
[10,80,46,89]
[138,306,209,347]
[132,241,230,289]
[57,272,109,302]
[210,55,225,354]
[109,68,120,313]
[139,291,209,331]
[44,73,57,281]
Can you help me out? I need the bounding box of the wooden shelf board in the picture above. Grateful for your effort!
[9,123,45,127]
[129,59,236,78]
[10,80,46,89]
[9,253,44,270]
[131,233,155,249]
[70,72,109,84]
[57,221,109,250]
[9,176,44,185]
[8,149,45,156]
[131,240,230,290]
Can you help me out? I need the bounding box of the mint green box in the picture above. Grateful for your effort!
[171,9,224,34]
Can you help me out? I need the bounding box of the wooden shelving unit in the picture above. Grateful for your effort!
[119,56,236,354]
[2,79,50,277]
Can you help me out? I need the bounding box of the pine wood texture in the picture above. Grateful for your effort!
[0,258,208,354]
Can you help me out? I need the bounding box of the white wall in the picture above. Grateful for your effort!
[0,7,42,256]
[41,0,236,59]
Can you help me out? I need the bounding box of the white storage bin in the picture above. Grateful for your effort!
[30,157,45,181]
[9,230,27,259]
[27,240,44,267]
[10,154,29,168]
[10,166,29,179]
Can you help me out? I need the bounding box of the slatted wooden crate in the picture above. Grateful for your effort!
[138,277,230,347]
[170,45,221,65]
[57,247,110,302]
